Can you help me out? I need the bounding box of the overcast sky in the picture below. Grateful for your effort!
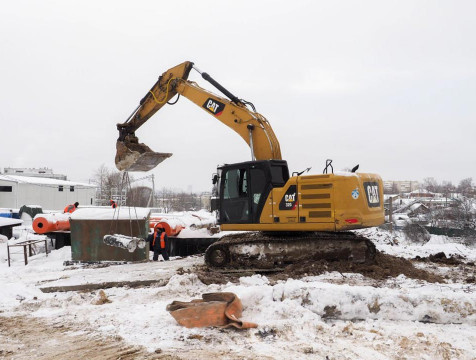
[1,0,475,192]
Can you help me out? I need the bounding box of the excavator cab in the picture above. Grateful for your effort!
[217,160,289,224]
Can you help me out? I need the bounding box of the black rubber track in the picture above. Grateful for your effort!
[204,231,376,269]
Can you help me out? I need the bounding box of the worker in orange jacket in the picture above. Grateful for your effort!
[146,224,169,261]
[64,202,79,213]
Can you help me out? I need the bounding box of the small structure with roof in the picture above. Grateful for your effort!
[0,175,96,210]
[0,217,23,239]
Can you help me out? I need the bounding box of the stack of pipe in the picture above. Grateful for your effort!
[33,213,71,234]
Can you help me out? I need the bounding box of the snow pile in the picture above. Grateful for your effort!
[20,271,476,359]
[230,275,475,325]
[71,207,151,220]
[357,227,476,262]
[0,218,23,227]
[33,212,70,223]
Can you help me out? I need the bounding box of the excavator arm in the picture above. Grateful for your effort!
[116,61,281,172]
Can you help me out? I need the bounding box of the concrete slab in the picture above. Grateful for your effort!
[39,256,203,293]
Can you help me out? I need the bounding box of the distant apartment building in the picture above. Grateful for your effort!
[383,180,419,194]
[3,167,67,181]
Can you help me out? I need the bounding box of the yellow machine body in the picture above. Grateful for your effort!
[220,173,384,232]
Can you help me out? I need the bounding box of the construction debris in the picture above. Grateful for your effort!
[166,292,257,329]
[91,290,111,305]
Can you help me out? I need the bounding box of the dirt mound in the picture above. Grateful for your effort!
[195,251,445,284]
[414,252,467,266]
[277,252,444,283]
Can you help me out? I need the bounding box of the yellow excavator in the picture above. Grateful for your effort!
[115,61,384,269]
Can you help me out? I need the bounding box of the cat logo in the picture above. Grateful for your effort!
[279,185,298,210]
[363,181,381,208]
[202,98,225,116]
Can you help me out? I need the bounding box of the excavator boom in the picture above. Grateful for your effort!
[115,61,281,172]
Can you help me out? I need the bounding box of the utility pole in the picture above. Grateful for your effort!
[389,197,393,233]
[151,174,155,208]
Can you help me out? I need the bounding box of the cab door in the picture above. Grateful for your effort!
[219,167,251,223]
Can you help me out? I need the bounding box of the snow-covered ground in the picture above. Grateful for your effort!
[0,228,475,359]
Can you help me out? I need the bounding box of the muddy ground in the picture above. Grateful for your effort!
[194,250,475,285]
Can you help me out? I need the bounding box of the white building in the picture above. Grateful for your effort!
[383,180,419,193]
[3,167,67,180]
[0,175,96,210]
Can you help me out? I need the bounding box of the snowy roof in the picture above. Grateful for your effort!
[409,203,428,211]
[409,189,435,195]
[71,207,151,220]
[0,175,96,188]
[0,218,23,227]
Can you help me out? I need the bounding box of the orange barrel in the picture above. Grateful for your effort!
[33,213,71,234]
[150,218,184,237]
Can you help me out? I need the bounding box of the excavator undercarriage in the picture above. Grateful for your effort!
[204,231,376,269]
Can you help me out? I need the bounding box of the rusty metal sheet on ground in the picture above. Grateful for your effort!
[166,292,257,329]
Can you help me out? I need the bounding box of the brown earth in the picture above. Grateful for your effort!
[413,252,476,284]
[0,315,178,360]
[414,251,469,266]
[276,252,445,283]
[194,251,446,285]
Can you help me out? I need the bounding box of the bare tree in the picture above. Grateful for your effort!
[91,165,132,206]
[441,181,455,195]
[458,178,473,197]
[422,177,440,193]
[127,186,153,207]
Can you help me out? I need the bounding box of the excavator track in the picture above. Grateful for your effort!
[205,232,376,270]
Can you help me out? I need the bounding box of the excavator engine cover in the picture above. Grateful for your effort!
[115,140,172,172]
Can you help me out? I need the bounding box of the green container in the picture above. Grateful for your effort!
[70,218,149,262]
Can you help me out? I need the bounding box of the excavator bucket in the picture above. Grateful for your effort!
[115,140,172,172]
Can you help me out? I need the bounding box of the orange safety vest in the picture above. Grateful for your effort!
[153,231,166,249]
[64,204,76,213]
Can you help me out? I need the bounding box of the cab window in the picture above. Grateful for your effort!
[270,165,289,186]
[224,168,247,199]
